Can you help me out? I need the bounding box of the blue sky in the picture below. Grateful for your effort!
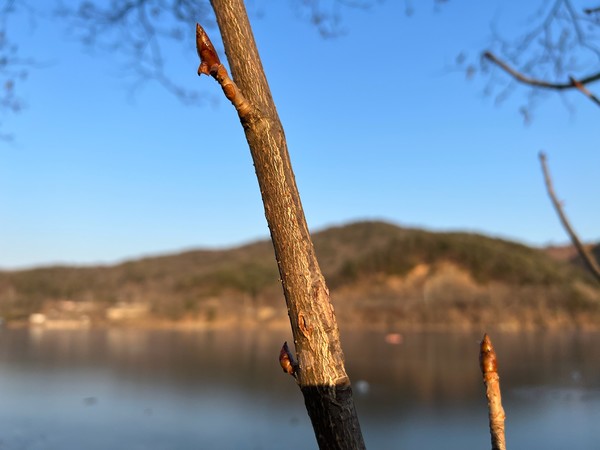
[0,1,598,269]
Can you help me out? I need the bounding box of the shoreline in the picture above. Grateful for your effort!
[6,316,600,333]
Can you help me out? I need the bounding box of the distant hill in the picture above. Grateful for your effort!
[1,221,598,329]
[545,242,600,269]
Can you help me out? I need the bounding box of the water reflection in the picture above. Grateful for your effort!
[0,328,598,449]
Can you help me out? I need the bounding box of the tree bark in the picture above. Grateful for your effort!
[205,1,366,448]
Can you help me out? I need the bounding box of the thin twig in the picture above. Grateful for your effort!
[483,52,600,107]
[480,334,506,450]
[569,76,600,106]
[539,152,600,283]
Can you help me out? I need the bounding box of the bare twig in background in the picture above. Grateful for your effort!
[539,152,600,283]
[0,0,38,139]
[474,0,600,117]
[569,75,600,106]
[56,0,213,106]
[585,6,600,14]
[483,52,600,91]
[293,0,449,36]
[480,334,506,450]
[482,52,600,108]
[290,0,374,37]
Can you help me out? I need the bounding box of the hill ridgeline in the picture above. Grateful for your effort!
[1,221,598,329]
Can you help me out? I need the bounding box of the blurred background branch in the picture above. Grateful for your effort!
[0,0,39,139]
[54,0,216,106]
[1,0,598,128]
[449,0,600,122]
[539,151,600,284]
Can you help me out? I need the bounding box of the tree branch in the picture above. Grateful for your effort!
[478,0,600,114]
[0,0,38,138]
[539,152,600,284]
[197,2,366,447]
[58,0,211,106]
[483,51,600,90]
[484,51,600,108]
[290,0,376,38]
[569,76,600,106]
[480,334,506,450]
[584,6,600,14]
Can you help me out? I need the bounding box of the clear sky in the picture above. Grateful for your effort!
[0,1,598,269]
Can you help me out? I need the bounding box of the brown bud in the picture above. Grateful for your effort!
[279,341,297,377]
[196,23,221,76]
[480,333,498,374]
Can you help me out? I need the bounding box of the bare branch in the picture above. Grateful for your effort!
[483,51,600,108]
[57,0,213,106]
[197,5,366,445]
[569,75,600,105]
[289,0,377,37]
[585,6,600,15]
[477,0,600,115]
[484,51,600,94]
[539,152,600,284]
[0,0,43,138]
[480,334,507,450]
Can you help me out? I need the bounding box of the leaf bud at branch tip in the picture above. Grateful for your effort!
[196,23,221,77]
[195,23,255,120]
[480,333,498,375]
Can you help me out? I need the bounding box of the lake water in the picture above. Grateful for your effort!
[0,327,599,449]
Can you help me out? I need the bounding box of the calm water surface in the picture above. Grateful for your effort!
[0,327,599,449]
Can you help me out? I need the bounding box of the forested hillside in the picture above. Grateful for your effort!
[1,221,598,329]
